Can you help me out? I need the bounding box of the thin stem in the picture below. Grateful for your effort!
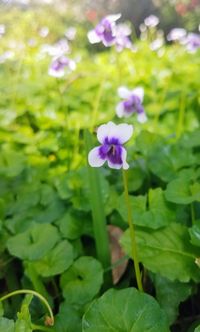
[31,324,55,332]
[176,92,186,139]
[122,170,143,292]
[91,78,105,130]
[0,289,54,326]
[191,203,195,225]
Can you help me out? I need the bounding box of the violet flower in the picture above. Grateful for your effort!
[87,14,121,47]
[167,28,186,42]
[116,86,147,123]
[144,15,159,28]
[183,33,200,53]
[48,55,76,78]
[115,23,133,52]
[88,121,133,169]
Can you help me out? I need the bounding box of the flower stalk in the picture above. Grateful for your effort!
[0,289,54,326]
[122,170,143,292]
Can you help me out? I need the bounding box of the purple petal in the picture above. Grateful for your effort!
[107,147,129,169]
[88,147,106,167]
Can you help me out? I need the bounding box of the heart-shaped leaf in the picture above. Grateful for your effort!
[7,223,60,260]
[29,240,74,277]
[121,223,200,282]
[60,256,103,305]
[82,288,169,332]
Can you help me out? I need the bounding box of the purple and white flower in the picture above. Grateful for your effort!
[115,23,133,52]
[167,28,186,42]
[88,122,133,169]
[87,14,121,47]
[41,39,70,57]
[39,26,49,38]
[65,27,77,41]
[144,15,159,28]
[48,55,76,78]
[183,33,200,53]
[116,86,147,123]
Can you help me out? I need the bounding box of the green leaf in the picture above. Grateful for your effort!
[54,301,82,332]
[15,295,33,332]
[7,223,60,260]
[29,240,74,277]
[117,188,176,229]
[121,223,200,282]
[82,288,170,332]
[154,275,193,325]
[165,178,200,204]
[195,326,200,332]
[148,145,196,182]
[189,223,200,247]
[0,149,26,178]
[60,256,103,305]
[0,318,15,332]
[57,212,92,240]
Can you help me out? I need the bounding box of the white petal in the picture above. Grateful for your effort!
[48,68,65,78]
[87,30,101,44]
[88,147,106,167]
[106,13,121,23]
[68,60,76,71]
[97,121,116,143]
[137,112,147,123]
[107,160,122,169]
[117,86,132,99]
[115,123,133,144]
[132,87,144,101]
[121,147,129,169]
[116,102,125,118]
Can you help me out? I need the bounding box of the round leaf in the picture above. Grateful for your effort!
[60,256,103,305]
[121,223,200,282]
[83,288,169,332]
[30,240,74,277]
[7,223,60,260]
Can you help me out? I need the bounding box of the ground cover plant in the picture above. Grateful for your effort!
[0,3,200,332]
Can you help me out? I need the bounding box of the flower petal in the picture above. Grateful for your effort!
[107,147,129,170]
[97,122,133,144]
[132,87,144,101]
[48,68,65,78]
[87,30,101,44]
[88,147,106,167]
[106,13,121,23]
[137,112,147,123]
[117,86,132,99]
[115,123,133,144]
[97,121,116,144]
[116,102,125,118]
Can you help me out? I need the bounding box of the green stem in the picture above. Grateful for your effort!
[91,78,105,130]
[85,130,111,286]
[122,170,143,292]
[176,93,186,139]
[0,289,54,326]
[31,324,55,331]
[191,203,195,225]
